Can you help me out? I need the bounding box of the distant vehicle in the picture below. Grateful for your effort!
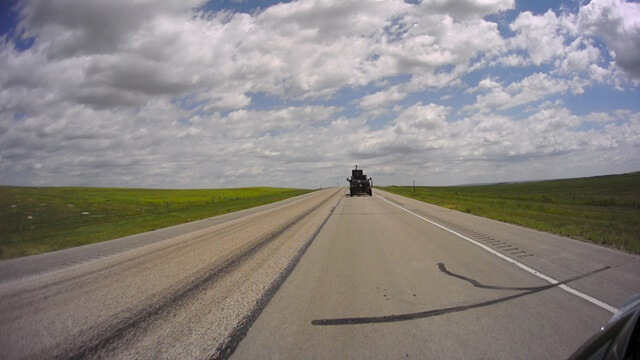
[568,293,640,360]
[347,165,372,196]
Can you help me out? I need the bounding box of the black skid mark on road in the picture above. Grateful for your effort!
[311,265,610,326]
[438,263,548,291]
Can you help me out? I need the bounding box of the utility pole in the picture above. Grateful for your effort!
[413,180,415,193]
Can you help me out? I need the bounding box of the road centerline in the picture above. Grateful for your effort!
[377,194,619,314]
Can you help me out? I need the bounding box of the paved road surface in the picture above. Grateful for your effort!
[0,188,341,359]
[232,189,640,359]
[1,187,638,359]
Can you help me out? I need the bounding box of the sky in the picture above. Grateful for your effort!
[0,0,639,189]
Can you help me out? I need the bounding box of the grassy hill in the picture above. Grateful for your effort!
[379,172,640,253]
[0,187,313,260]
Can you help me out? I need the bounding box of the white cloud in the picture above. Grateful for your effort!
[509,10,565,66]
[393,102,450,134]
[0,0,638,188]
[502,0,640,84]
[202,92,252,112]
[556,38,601,74]
[577,0,640,79]
[418,0,514,20]
[463,73,570,113]
[219,105,342,139]
[17,0,205,58]
[358,87,407,111]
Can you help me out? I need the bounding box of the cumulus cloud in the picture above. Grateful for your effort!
[419,0,514,20]
[359,87,407,111]
[577,0,640,79]
[509,10,565,66]
[16,0,199,58]
[463,73,570,113]
[503,0,640,84]
[352,103,450,159]
[556,38,601,74]
[0,0,638,188]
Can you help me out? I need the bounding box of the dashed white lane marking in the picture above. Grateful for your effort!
[378,195,619,314]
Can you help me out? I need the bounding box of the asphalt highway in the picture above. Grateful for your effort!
[1,187,638,359]
[232,189,640,359]
[0,188,342,359]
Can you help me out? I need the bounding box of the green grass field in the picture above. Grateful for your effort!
[0,187,313,260]
[379,172,640,253]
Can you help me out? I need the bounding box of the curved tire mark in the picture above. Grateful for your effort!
[312,265,610,326]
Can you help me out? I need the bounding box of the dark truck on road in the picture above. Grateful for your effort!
[347,165,372,196]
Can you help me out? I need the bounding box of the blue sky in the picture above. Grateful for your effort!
[0,0,639,188]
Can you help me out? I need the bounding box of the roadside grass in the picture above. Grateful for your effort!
[0,187,313,260]
[379,172,640,253]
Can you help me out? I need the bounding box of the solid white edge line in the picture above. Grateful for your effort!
[377,194,619,314]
